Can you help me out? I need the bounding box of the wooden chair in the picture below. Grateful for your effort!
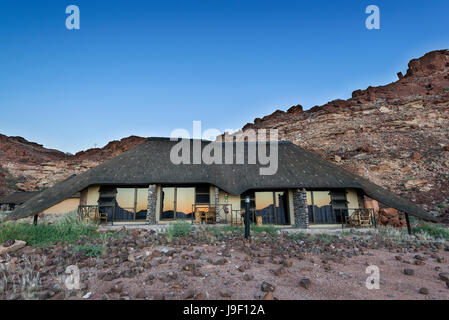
[231,210,244,226]
[345,211,361,227]
[205,206,216,224]
[88,207,98,223]
[194,207,205,224]
[195,210,203,224]
[99,211,108,224]
[359,209,372,228]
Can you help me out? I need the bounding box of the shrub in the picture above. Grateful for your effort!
[0,211,98,247]
[413,223,449,240]
[286,232,311,241]
[0,255,42,300]
[72,244,104,257]
[314,233,335,243]
[210,225,244,236]
[6,176,27,190]
[166,221,193,238]
[251,225,280,236]
[208,224,279,238]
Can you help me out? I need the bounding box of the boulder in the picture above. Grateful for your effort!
[299,278,311,289]
[404,179,428,189]
[287,104,303,114]
[0,240,26,255]
[261,281,275,292]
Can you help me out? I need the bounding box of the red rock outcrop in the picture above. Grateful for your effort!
[376,208,406,228]
[0,134,69,164]
[74,136,147,161]
[238,50,449,216]
[0,135,147,195]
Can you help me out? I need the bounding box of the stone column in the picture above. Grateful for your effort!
[293,188,308,229]
[214,187,220,216]
[147,184,157,224]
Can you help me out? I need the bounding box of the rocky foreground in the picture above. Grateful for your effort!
[1,228,449,300]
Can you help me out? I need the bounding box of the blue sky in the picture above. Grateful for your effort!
[0,0,448,154]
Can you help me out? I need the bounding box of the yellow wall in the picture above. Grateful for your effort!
[209,186,216,204]
[346,189,361,209]
[218,190,240,211]
[86,186,100,205]
[155,185,161,223]
[288,189,295,225]
[42,198,80,214]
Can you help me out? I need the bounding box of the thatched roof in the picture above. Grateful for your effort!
[0,191,80,207]
[0,191,40,205]
[3,138,437,222]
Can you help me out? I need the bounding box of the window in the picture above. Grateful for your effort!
[160,186,197,220]
[161,187,175,220]
[241,190,289,225]
[307,191,345,224]
[114,188,148,221]
[176,187,195,219]
[195,185,210,204]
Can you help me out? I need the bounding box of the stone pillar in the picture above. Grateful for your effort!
[293,188,308,229]
[147,184,157,224]
[214,187,220,216]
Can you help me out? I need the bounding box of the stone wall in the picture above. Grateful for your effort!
[146,184,157,224]
[293,188,308,228]
[214,187,220,216]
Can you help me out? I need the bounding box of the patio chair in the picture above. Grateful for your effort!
[194,207,205,224]
[205,206,216,224]
[359,209,372,228]
[98,212,107,224]
[345,211,361,227]
[231,210,244,226]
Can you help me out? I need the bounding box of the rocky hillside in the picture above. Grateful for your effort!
[0,135,146,195]
[238,50,449,216]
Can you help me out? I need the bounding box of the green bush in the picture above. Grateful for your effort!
[72,244,104,257]
[251,225,280,236]
[209,224,280,237]
[286,232,311,241]
[314,233,335,243]
[6,176,27,190]
[413,223,449,240]
[211,225,244,236]
[0,211,98,247]
[166,221,193,238]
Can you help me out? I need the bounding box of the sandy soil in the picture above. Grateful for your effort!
[84,243,449,300]
[2,229,449,300]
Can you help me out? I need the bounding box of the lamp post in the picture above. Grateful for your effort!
[244,195,251,239]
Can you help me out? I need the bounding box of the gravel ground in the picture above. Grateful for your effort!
[1,228,448,300]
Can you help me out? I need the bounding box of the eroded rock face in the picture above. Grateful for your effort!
[237,50,449,214]
[0,136,147,195]
[406,50,449,77]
